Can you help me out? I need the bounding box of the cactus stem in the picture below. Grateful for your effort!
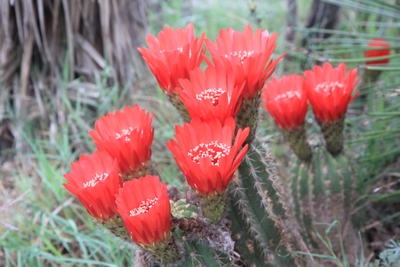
[317,116,345,155]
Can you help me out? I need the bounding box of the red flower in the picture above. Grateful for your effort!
[205,25,284,100]
[262,74,308,130]
[364,38,390,65]
[64,150,122,221]
[88,105,154,175]
[304,62,360,122]
[177,66,244,123]
[115,175,172,246]
[137,24,205,94]
[166,117,249,195]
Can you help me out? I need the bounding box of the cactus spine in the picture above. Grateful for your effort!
[290,144,361,265]
[227,138,304,266]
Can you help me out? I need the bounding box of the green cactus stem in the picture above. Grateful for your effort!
[282,124,312,161]
[198,190,228,224]
[226,138,305,266]
[171,199,199,219]
[167,91,191,122]
[168,199,236,267]
[172,224,233,267]
[139,234,183,265]
[172,217,235,256]
[235,92,261,145]
[289,145,362,265]
[317,116,345,155]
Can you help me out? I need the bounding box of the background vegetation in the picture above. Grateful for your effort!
[0,0,399,266]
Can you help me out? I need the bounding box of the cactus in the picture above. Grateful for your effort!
[63,25,369,267]
[289,144,362,265]
[226,138,305,266]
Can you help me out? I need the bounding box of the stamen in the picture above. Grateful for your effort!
[129,197,159,216]
[314,81,345,96]
[160,47,192,58]
[115,127,134,142]
[196,88,226,105]
[188,141,231,166]
[160,47,183,53]
[226,50,255,64]
[274,91,302,102]
[83,173,109,188]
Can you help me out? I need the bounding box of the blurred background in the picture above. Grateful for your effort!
[0,0,399,266]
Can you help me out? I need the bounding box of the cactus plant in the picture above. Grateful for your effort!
[289,144,362,265]
[62,24,366,267]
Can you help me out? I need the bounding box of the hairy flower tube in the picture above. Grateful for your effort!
[364,38,390,65]
[115,175,182,264]
[166,117,249,223]
[304,62,360,155]
[262,74,312,161]
[63,150,122,221]
[177,66,244,123]
[88,105,154,178]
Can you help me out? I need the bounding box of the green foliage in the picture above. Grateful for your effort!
[2,0,400,266]
[369,239,400,267]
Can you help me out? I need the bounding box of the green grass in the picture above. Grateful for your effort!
[1,0,400,266]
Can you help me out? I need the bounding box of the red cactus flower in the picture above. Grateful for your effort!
[205,25,284,100]
[166,117,249,195]
[364,38,390,65]
[115,175,172,247]
[63,150,122,221]
[137,24,205,94]
[262,75,308,130]
[88,105,154,175]
[304,62,360,122]
[177,66,244,123]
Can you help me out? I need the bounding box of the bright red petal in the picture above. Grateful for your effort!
[166,117,249,195]
[304,62,360,122]
[262,74,308,130]
[177,66,244,123]
[63,150,122,221]
[115,175,171,246]
[364,38,390,65]
[88,104,154,175]
[206,26,284,100]
[138,24,206,93]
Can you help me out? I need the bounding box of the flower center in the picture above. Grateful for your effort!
[129,197,159,216]
[196,88,226,105]
[226,50,255,63]
[188,141,231,166]
[115,127,134,142]
[314,82,345,96]
[83,173,109,188]
[274,91,302,101]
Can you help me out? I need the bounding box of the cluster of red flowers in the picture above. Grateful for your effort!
[63,23,388,252]
[64,104,172,247]
[138,24,285,197]
[262,62,360,131]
